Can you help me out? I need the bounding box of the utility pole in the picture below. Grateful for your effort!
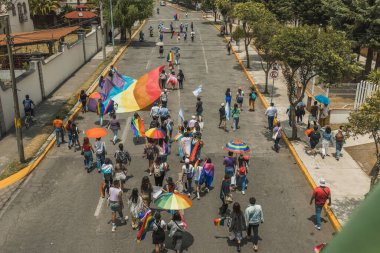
[4,15,25,163]
[109,0,115,51]
[99,0,107,60]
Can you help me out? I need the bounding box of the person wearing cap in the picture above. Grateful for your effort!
[245,197,264,252]
[310,178,331,230]
[150,102,160,120]
[181,158,195,197]
[160,89,168,108]
[219,103,228,132]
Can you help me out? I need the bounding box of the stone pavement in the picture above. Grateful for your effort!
[203,14,371,225]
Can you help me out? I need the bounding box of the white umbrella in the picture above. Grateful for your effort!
[156,42,164,46]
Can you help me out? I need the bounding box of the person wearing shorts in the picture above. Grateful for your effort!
[109,180,127,232]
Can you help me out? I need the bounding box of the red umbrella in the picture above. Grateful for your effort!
[89,92,103,99]
[145,128,166,139]
[85,128,108,138]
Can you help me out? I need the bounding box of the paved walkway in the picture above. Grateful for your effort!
[203,14,371,225]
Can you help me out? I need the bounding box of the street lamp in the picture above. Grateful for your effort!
[109,0,115,51]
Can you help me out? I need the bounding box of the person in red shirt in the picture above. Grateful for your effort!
[310,178,331,230]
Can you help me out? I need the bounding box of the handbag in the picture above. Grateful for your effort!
[224,193,233,204]
[230,175,237,185]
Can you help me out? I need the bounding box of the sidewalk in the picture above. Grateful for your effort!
[204,15,371,225]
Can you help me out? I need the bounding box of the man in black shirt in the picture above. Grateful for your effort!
[218,103,228,132]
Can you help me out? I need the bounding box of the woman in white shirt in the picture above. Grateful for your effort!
[109,180,127,232]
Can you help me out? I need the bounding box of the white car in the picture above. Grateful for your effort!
[160,1,166,6]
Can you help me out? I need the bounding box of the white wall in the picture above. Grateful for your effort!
[0,27,102,132]
[7,0,34,33]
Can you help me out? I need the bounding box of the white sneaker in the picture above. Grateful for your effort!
[188,193,191,197]
[242,191,245,195]
[314,225,321,230]
[197,192,200,200]
[112,224,116,232]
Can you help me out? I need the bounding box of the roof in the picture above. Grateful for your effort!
[0,26,79,46]
[65,11,97,19]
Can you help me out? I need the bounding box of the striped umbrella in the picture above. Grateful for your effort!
[145,128,166,139]
[154,192,192,210]
[224,140,251,153]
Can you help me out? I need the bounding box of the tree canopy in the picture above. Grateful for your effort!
[29,0,60,16]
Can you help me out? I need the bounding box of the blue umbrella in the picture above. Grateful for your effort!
[314,95,330,105]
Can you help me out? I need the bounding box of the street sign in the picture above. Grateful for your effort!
[270,70,279,79]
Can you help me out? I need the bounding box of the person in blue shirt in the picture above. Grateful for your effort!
[23,95,35,117]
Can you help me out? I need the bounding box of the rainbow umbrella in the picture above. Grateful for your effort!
[154,192,192,210]
[224,140,251,153]
[145,128,166,139]
[112,66,164,113]
[174,132,193,142]
[85,127,108,138]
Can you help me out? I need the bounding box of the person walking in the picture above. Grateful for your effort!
[319,104,329,127]
[167,211,185,253]
[223,151,236,177]
[160,89,168,108]
[82,137,94,172]
[237,155,247,195]
[163,177,176,193]
[321,125,333,159]
[190,22,194,31]
[114,143,132,167]
[218,103,228,132]
[236,88,244,110]
[108,114,120,145]
[128,188,144,229]
[66,120,73,149]
[308,126,321,156]
[231,103,241,131]
[245,197,264,252]
[296,101,306,123]
[109,180,128,232]
[272,122,282,153]
[193,159,203,200]
[177,69,185,89]
[153,157,168,187]
[201,158,215,192]
[159,32,164,42]
[152,212,166,253]
[310,178,331,230]
[159,45,164,58]
[249,88,257,111]
[334,126,345,161]
[226,41,231,55]
[113,158,128,191]
[225,88,232,105]
[23,94,35,117]
[182,158,195,197]
[195,97,203,122]
[265,103,278,130]
[150,102,160,120]
[175,50,181,65]
[220,174,231,216]
[101,158,113,198]
[71,123,80,151]
[141,176,153,207]
[97,99,105,126]
[229,202,246,252]
[53,115,65,147]
[308,101,319,129]
[79,90,88,113]
[159,70,167,89]
[144,141,159,176]
[95,137,106,172]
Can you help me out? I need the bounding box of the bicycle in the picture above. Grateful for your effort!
[24,111,33,129]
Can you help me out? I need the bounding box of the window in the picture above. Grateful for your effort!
[22,2,27,14]
[11,4,16,16]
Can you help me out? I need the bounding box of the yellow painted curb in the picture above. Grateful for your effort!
[209,19,342,232]
[0,21,147,190]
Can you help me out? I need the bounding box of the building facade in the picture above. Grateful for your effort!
[0,0,34,33]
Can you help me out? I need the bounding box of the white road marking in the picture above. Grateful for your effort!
[197,29,209,74]
[122,117,131,143]
[146,38,159,70]
[94,197,104,217]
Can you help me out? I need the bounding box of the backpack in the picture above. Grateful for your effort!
[335,131,344,142]
[239,166,246,175]
[154,164,161,177]
[250,92,257,100]
[116,150,131,164]
[146,145,155,160]
[24,99,32,110]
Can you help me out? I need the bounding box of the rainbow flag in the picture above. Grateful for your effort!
[167,51,173,63]
[214,217,225,226]
[137,210,154,242]
[189,140,201,162]
[130,115,145,137]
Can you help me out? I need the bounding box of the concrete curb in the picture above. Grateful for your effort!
[207,20,342,232]
[0,21,146,190]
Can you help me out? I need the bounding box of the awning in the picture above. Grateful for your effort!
[0,26,80,47]
[65,11,97,19]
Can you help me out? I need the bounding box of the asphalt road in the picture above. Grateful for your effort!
[0,5,334,253]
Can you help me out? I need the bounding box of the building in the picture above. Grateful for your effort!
[60,0,88,7]
[0,0,34,33]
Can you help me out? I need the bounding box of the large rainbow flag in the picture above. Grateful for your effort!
[112,66,164,113]
[130,114,145,137]
[136,209,154,242]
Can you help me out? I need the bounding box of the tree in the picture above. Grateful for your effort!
[348,90,380,188]
[216,0,233,34]
[233,2,271,68]
[29,0,60,16]
[202,0,218,22]
[253,19,281,93]
[270,25,357,138]
[368,68,380,85]
[264,0,296,24]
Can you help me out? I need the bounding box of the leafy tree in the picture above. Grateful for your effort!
[202,0,218,22]
[264,0,296,24]
[233,2,271,68]
[348,90,380,188]
[368,68,380,85]
[29,0,60,16]
[216,0,233,34]
[296,0,330,27]
[252,18,280,93]
[270,25,357,138]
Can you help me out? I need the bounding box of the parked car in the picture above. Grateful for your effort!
[160,1,166,6]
